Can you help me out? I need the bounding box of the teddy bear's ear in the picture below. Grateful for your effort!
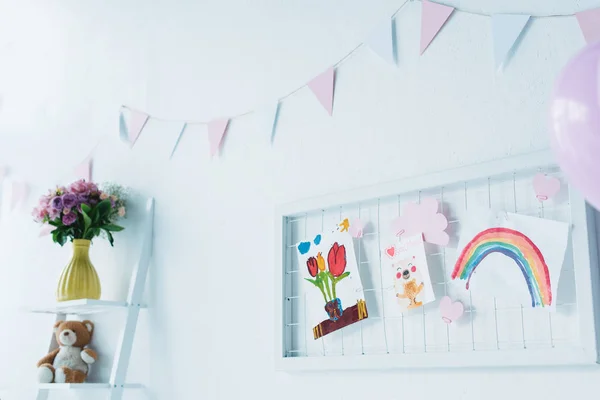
[82,320,94,334]
[53,320,64,333]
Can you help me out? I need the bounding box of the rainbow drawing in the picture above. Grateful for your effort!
[452,227,552,308]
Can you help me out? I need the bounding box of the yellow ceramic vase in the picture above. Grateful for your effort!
[56,239,101,302]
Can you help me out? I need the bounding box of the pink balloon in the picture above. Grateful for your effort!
[549,41,600,210]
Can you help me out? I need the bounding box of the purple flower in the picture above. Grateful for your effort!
[51,196,63,210]
[62,193,78,209]
[77,194,89,204]
[62,211,77,226]
[87,182,98,192]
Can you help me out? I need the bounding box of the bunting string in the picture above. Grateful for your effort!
[118,0,600,157]
[121,0,413,125]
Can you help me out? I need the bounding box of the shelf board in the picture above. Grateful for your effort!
[29,299,128,315]
[37,383,143,390]
[38,383,110,390]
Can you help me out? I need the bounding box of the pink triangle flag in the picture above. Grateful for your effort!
[39,225,55,237]
[128,109,149,147]
[207,118,230,157]
[420,0,455,55]
[74,157,93,182]
[307,67,335,116]
[11,181,28,210]
[576,8,600,45]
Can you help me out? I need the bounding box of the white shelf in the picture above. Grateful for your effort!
[38,383,110,390]
[29,299,128,315]
[37,383,143,390]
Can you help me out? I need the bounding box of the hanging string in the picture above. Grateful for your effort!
[122,0,412,125]
[122,0,590,125]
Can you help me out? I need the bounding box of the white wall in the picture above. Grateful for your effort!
[0,0,600,399]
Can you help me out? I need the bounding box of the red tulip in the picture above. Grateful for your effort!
[327,242,346,277]
[306,257,318,277]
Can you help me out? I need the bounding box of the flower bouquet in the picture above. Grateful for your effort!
[32,179,128,301]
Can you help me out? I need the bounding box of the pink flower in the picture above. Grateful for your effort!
[118,207,126,217]
[38,196,50,207]
[69,179,89,195]
[63,208,71,215]
[48,208,61,220]
[32,207,48,222]
[100,193,109,200]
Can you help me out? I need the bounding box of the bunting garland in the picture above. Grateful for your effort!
[74,156,93,182]
[117,1,600,160]
[420,0,454,55]
[492,14,531,71]
[307,67,336,116]
[10,181,28,211]
[207,118,230,157]
[170,123,188,160]
[367,19,397,65]
[119,107,149,147]
[576,9,600,44]
[269,102,281,144]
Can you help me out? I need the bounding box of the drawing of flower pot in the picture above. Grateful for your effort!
[324,297,343,321]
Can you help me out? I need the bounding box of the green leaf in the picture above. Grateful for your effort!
[304,278,320,287]
[48,220,63,227]
[55,231,67,246]
[81,203,92,214]
[334,271,350,282]
[92,210,100,224]
[51,229,59,243]
[102,224,124,232]
[104,230,114,247]
[82,210,92,233]
[96,199,112,216]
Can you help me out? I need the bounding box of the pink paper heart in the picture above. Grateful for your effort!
[385,246,395,258]
[440,296,464,324]
[533,173,560,202]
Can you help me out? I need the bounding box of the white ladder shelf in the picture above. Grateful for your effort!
[31,197,155,400]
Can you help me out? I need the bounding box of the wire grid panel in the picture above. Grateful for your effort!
[275,152,600,370]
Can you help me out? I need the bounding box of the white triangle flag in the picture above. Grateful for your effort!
[492,14,531,71]
[119,106,149,147]
[366,19,396,65]
[170,123,188,160]
[269,102,281,144]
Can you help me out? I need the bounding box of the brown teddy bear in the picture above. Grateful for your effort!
[36,320,98,384]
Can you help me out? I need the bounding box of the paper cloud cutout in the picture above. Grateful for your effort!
[390,197,449,246]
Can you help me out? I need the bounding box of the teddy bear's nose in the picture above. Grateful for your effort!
[64,332,70,336]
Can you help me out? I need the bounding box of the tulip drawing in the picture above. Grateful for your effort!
[328,243,346,277]
[305,241,351,309]
[307,257,318,277]
[327,242,350,299]
[316,252,326,271]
